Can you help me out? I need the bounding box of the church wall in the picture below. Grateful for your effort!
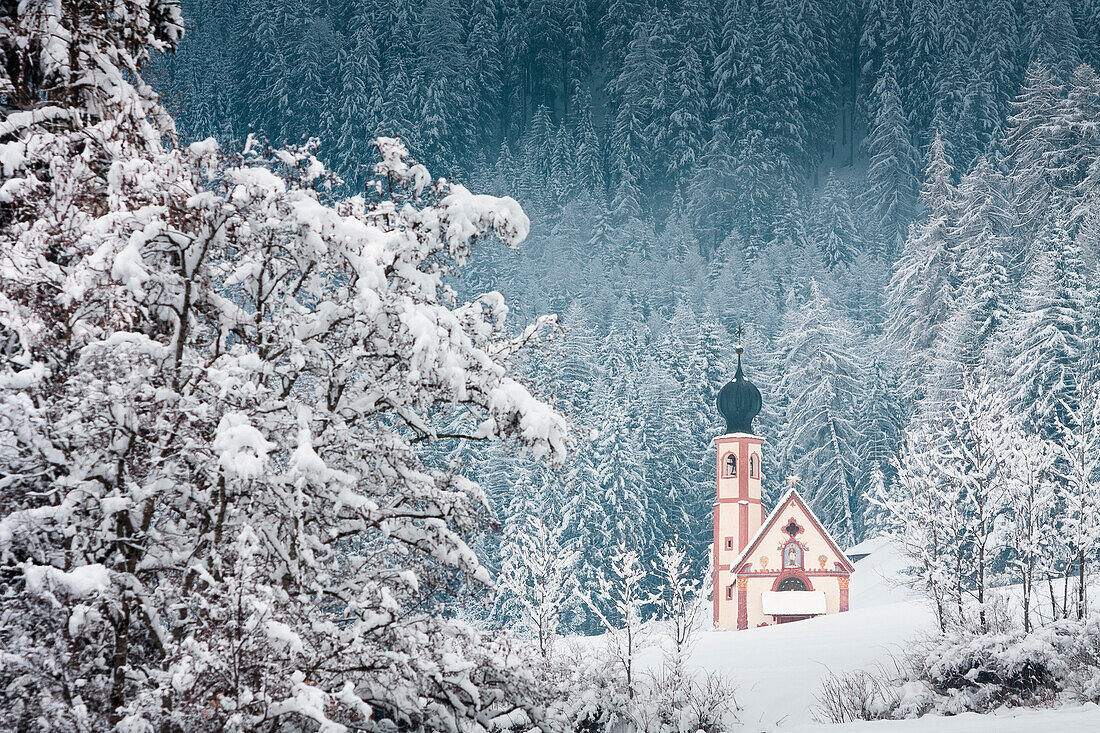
[732,494,851,629]
[738,575,847,628]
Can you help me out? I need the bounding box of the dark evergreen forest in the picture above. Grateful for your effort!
[159,0,1100,629]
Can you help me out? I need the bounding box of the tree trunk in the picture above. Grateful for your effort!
[1080,549,1087,620]
[1048,573,1059,620]
[1022,560,1032,633]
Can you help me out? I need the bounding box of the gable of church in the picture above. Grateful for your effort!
[732,489,854,577]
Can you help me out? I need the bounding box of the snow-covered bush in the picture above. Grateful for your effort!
[918,627,1066,712]
[642,666,739,733]
[1,3,571,731]
[1056,614,1100,703]
[560,642,739,733]
[562,542,737,733]
[817,618,1100,722]
[583,543,659,701]
[813,663,905,724]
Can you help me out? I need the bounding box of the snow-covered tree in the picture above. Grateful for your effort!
[1003,60,1066,276]
[584,544,657,701]
[1062,373,1100,619]
[0,6,571,728]
[654,537,702,665]
[1001,215,1087,442]
[1002,430,1058,631]
[885,133,958,400]
[498,512,581,659]
[776,281,866,544]
[813,172,862,270]
[874,425,956,631]
[941,372,1013,632]
[863,64,921,257]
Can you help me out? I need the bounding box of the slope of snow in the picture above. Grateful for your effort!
[659,538,1100,731]
[660,537,928,730]
[783,703,1100,732]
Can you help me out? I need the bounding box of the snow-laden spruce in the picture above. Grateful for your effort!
[0,5,569,730]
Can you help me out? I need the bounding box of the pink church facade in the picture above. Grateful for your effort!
[712,350,853,631]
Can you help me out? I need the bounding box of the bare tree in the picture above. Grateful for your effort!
[498,513,581,659]
[584,543,657,701]
[655,536,702,666]
[1004,430,1057,631]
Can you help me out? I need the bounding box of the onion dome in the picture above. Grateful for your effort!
[717,346,762,434]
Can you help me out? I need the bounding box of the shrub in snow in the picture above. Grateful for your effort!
[918,627,1066,712]
[818,618,1100,722]
[813,663,906,724]
[1056,614,1100,704]
[583,543,659,702]
[0,3,571,730]
[565,542,738,733]
[497,513,581,660]
[559,642,739,733]
[643,667,740,733]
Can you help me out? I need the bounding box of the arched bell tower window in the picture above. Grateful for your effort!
[749,454,759,478]
[723,453,737,477]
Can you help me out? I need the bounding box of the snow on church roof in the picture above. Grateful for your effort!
[761,590,827,616]
[731,487,856,573]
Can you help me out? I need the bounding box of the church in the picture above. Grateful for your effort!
[711,348,854,630]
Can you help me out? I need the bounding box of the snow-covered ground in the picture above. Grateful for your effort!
[660,538,1100,731]
[783,703,1100,732]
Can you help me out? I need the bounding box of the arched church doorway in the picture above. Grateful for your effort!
[776,576,807,592]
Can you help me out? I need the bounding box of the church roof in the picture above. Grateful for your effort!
[731,487,856,574]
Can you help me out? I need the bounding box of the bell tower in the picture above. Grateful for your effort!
[713,345,764,630]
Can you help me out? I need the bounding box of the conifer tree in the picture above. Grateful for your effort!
[572,88,606,195]
[688,122,739,255]
[762,0,813,172]
[776,281,867,544]
[950,158,1014,363]
[857,363,905,496]
[380,56,416,143]
[814,172,861,270]
[242,0,294,142]
[1004,60,1067,278]
[1001,206,1088,443]
[601,0,646,73]
[1023,0,1081,80]
[326,29,383,182]
[467,0,504,149]
[864,65,921,256]
[979,0,1022,128]
[885,133,958,399]
[904,0,942,143]
[1049,64,1100,196]
[731,130,779,259]
[660,45,708,182]
[858,0,905,125]
[1075,0,1100,70]
[712,0,767,139]
[609,19,663,186]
